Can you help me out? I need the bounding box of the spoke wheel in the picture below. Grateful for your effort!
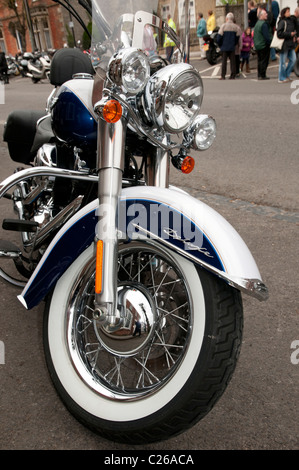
[67,242,192,400]
[44,241,243,444]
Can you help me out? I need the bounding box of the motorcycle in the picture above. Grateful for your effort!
[6,56,21,76]
[203,27,221,65]
[0,0,268,444]
[18,51,51,83]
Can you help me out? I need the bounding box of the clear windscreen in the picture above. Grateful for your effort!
[90,0,190,75]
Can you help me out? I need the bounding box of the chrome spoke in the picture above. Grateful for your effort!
[104,356,126,389]
[76,313,93,334]
[71,243,192,399]
[134,354,160,386]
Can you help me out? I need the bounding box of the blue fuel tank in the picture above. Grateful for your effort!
[51,76,97,149]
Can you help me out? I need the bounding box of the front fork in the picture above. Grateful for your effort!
[93,115,126,324]
[93,105,170,326]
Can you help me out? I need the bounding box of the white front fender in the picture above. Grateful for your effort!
[19,185,268,310]
[121,186,268,301]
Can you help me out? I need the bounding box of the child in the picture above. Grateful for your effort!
[240,27,254,73]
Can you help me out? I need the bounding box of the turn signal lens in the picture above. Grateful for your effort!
[95,240,104,294]
[102,100,122,123]
[181,156,195,174]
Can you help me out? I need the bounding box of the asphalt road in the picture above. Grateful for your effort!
[0,62,298,452]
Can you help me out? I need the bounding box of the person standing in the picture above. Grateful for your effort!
[164,14,176,62]
[197,13,207,59]
[240,27,254,73]
[293,6,299,35]
[267,0,280,61]
[207,10,216,33]
[217,12,240,80]
[0,48,9,84]
[277,7,297,83]
[253,9,272,80]
[248,1,258,29]
[234,19,243,76]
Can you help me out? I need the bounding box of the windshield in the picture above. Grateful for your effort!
[90,0,190,75]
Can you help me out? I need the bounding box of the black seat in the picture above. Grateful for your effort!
[50,48,94,86]
[3,110,47,164]
[31,115,54,154]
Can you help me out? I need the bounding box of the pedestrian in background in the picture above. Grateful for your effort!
[293,7,299,35]
[234,18,243,76]
[248,1,258,28]
[241,26,254,73]
[253,9,272,80]
[277,7,297,83]
[267,0,280,61]
[0,48,9,84]
[217,12,240,80]
[164,14,176,62]
[207,10,216,33]
[197,13,207,59]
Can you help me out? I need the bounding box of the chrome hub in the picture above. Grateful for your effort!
[93,282,157,357]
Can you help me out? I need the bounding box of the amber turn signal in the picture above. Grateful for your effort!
[95,240,104,294]
[102,100,122,123]
[181,156,195,174]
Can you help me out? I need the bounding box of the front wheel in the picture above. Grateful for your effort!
[43,241,243,444]
[206,46,218,65]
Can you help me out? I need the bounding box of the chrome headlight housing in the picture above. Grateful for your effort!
[108,47,150,95]
[185,115,216,150]
[144,63,203,134]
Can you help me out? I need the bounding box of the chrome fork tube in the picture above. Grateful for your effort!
[94,116,126,319]
[145,137,169,188]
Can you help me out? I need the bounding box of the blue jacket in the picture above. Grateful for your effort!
[197,18,207,38]
[217,19,240,52]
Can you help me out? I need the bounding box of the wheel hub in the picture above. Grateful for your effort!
[93,282,158,356]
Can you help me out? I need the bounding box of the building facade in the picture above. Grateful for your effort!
[0,0,219,56]
[3,0,293,57]
[0,0,90,55]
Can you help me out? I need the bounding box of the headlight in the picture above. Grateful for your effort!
[185,115,216,150]
[144,63,203,133]
[108,48,150,95]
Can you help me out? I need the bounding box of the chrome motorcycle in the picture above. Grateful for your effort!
[17,51,51,83]
[0,0,268,444]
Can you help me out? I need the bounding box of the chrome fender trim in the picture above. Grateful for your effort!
[18,186,268,309]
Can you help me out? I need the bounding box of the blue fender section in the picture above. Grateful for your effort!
[19,198,224,310]
[119,198,224,271]
[20,208,97,310]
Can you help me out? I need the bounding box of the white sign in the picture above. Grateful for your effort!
[179,0,196,28]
